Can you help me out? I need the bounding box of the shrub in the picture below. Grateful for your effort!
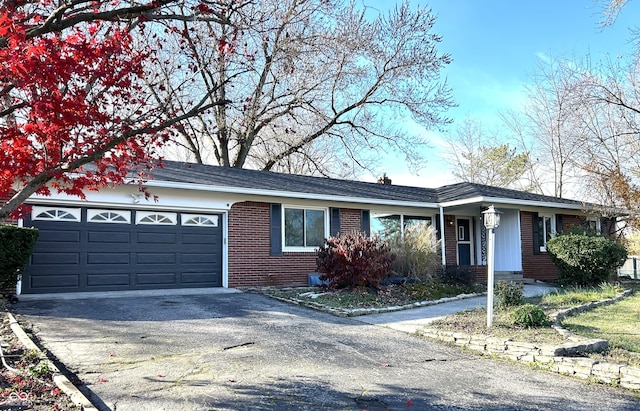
[439,265,475,287]
[387,222,441,281]
[0,225,39,291]
[546,234,627,286]
[494,281,524,310]
[511,304,551,327]
[317,232,395,290]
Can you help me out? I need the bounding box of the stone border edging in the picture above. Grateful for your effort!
[419,289,640,391]
[7,313,98,411]
[265,290,485,317]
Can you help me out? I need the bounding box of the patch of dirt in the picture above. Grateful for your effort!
[0,304,79,410]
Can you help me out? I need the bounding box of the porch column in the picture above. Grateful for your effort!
[439,207,446,266]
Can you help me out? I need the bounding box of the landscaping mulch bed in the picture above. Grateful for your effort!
[0,304,78,410]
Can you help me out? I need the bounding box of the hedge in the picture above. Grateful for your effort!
[546,234,627,286]
[0,225,39,291]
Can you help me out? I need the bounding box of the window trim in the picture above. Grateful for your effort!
[538,214,556,253]
[281,205,329,252]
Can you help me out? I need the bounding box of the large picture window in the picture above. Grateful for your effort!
[283,207,327,250]
[370,213,433,240]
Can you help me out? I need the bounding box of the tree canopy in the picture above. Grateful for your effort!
[155,0,455,175]
[0,1,237,219]
[1,0,455,219]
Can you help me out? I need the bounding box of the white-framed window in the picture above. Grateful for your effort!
[370,213,433,240]
[283,206,328,251]
[87,209,131,224]
[182,214,219,227]
[538,214,556,252]
[135,211,177,225]
[32,206,81,222]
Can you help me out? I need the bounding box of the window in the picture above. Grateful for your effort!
[136,211,177,225]
[32,207,81,222]
[370,213,432,240]
[87,209,131,224]
[182,214,218,227]
[283,207,327,250]
[538,214,556,252]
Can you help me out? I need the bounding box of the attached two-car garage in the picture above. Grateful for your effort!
[22,206,223,294]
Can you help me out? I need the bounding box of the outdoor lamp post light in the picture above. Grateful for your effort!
[482,205,502,327]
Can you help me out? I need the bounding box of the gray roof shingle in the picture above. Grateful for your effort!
[152,161,439,203]
[149,161,585,208]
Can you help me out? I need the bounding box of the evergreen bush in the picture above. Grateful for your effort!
[494,280,524,310]
[511,304,551,327]
[440,265,475,287]
[0,225,39,290]
[546,234,627,286]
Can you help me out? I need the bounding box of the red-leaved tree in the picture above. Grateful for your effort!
[0,0,232,219]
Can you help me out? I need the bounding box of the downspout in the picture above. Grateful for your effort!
[439,207,446,266]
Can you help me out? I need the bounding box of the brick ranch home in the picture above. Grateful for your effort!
[14,160,614,295]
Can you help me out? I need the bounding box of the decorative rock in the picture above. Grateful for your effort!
[592,362,622,384]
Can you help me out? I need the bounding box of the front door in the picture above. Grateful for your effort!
[457,218,472,265]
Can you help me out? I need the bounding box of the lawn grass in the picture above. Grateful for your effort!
[429,283,633,349]
[539,283,624,308]
[561,290,640,353]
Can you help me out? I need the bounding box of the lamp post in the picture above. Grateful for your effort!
[482,205,502,327]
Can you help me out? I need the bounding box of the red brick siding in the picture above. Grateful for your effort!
[339,208,362,235]
[444,216,458,266]
[228,201,317,287]
[520,211,558,281]
[562,215,583,232]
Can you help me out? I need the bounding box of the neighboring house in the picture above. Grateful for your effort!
[12,161,613,295]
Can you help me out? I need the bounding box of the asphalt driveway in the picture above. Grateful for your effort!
[12,291,640,411]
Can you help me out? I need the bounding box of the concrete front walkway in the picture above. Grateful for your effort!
[357,283,557,333]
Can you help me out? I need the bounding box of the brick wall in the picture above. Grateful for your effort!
[228,201,317,287]
[562,215,583,232]
[339,208,362,235]
[520,211,558,281]
[443,216,457,266]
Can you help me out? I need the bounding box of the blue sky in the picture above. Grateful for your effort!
[361,0,640,188]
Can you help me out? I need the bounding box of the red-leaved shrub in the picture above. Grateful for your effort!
[316,232,395,289]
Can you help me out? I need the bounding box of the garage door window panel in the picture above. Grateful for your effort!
[32,207,80,222]
[182,214,218,226]
[136,211,177,225]
[87,210,131,224]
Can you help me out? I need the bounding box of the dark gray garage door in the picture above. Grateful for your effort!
[22,207,223,294]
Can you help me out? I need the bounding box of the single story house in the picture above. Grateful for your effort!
[14,160,613,295]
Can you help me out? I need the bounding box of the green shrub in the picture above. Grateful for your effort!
[511,304,551,327]
[0,225,39,290]
[388,222,441,281]
[494,281,524,310]
[439,265,475,287]
[317,232,395,290]
[546,234,627,286]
